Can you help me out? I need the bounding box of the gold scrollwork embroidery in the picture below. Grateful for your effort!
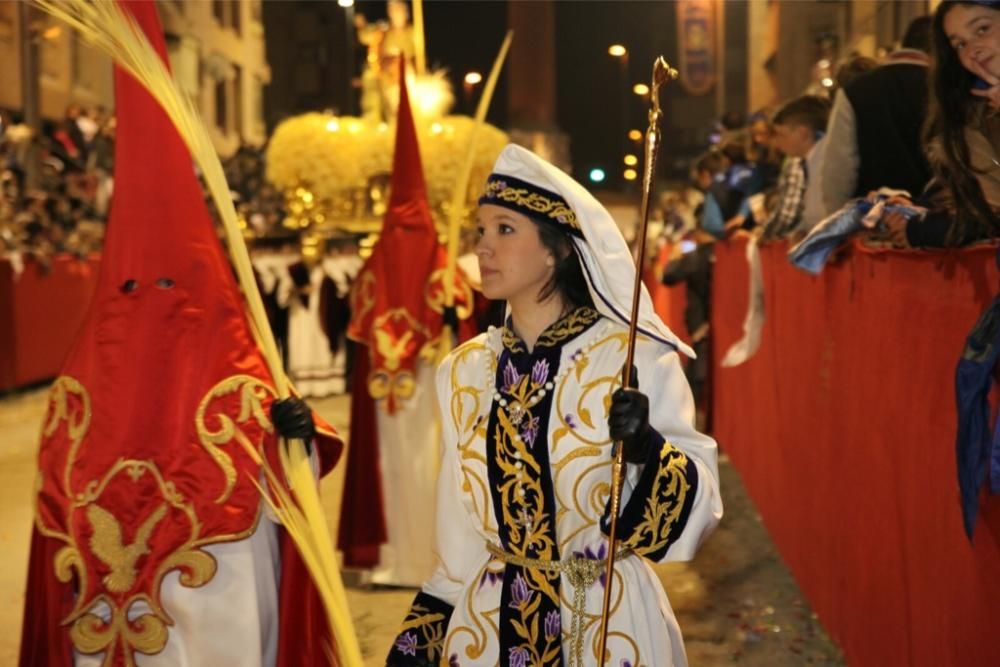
[425,266,474,319]
[43,376,92,495]
[621,443,692,556]
[69,606,169,665]
[195,375,276,504]
[481,179,581,231]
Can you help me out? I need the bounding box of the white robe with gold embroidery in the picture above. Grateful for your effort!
[408,317,722,666]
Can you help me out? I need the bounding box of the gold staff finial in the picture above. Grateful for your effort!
[595,55,678,666]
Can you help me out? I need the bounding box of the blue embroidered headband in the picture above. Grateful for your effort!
[478,174,583,237]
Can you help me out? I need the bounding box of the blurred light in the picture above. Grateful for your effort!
[608,44,627,57]
[624,154,638,167]
[818,58,831,69]
[338,0,355,6]
[624,169,638,181]
[821,77,834,88]
[42,25,62,40]
[325,119,340,132]
[628,129,642,141]
[430,122,443,134]
[633,83,650,96]
[412,77,451,117]
[589,168,606,183]
[464,71,483,85]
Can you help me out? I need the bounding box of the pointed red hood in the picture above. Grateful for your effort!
[386,58,431,219]
[30,3,340,664]
[348,59,474,414]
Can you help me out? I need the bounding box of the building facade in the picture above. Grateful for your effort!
[748,0,934,112]
[0,0,269,158]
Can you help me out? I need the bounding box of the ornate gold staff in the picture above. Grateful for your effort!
[596,56,678,664]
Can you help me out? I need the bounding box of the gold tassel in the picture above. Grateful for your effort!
[33,2,362,664]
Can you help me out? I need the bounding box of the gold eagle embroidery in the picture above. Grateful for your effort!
[87,503,169,593]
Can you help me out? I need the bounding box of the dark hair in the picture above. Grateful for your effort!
[534,221,594,309]
[924,1,1000,244]
[717,131,749,164]
[834,54,878,91]
[693,150,725,177]
[772,95,831,135]
[902,15,933,52]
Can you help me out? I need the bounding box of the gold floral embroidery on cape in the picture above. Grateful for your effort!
[36,374,275,665]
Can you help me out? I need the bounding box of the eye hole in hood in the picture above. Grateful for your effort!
[155,277,176,289]
[120,279,139,294]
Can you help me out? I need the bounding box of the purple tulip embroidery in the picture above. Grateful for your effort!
[449,655,461,667]
[565,414,578,429]
[521,415,540,447]
[531,358,550,386]
[393,631,418,656]
[503,360,521,393]
[478,569,502,591]
[544,609,562,641]
[509,572,534,609]
[508,646,530,667]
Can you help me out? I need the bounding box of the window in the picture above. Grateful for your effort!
[233,64,243,140]
[215,78,227,132]
[230,0,241,35]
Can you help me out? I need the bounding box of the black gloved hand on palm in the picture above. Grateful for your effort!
[271,397,316,445]
[608,367,652,464]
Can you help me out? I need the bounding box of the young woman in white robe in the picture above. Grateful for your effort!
[386,145,722,667]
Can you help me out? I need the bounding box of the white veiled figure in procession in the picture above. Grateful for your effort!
[276,258,344,397]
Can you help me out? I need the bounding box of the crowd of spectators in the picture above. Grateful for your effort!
[1,103,287,272]
[665,4,1000,258]
[655,3,1000,414]
[1,105,113,269]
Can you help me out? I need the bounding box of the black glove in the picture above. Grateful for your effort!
[271,397,316,445]
[442,305,459,333]
[608,366,652,464]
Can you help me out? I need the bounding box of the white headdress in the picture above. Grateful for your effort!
[480,144,694,358]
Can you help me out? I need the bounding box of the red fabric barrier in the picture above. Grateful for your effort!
[647,241,689,342]
[712,237,1000,667]
[0,254,100,390]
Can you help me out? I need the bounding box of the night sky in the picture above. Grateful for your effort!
[351,1,721,185]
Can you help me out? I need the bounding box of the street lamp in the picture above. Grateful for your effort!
[464,71,483,85]
[632,83,650,96]
[608,44,629,189]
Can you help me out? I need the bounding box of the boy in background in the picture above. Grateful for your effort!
[761,95,831,240]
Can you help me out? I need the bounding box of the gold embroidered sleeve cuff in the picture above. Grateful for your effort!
[602,431,699,561]
[386,591,453,666]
